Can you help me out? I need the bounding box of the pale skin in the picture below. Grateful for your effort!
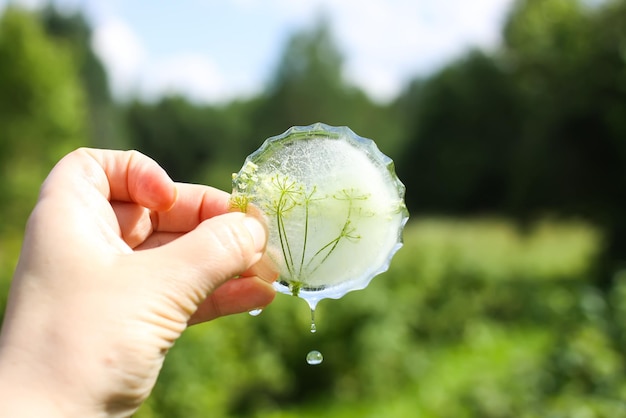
[0,148,277,417]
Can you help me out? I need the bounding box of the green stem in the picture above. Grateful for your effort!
[277,192,295,277]
[305,198,354,275]
[298,199,309,278]
[298,187,316,278]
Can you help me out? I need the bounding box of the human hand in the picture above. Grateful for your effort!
[0,148,276,417]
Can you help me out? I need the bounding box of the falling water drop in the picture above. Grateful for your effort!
[306,350,323,365]
[310,308,317,333]
[248,308,263,317]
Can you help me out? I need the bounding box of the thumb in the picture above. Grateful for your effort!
[135,212,268,309]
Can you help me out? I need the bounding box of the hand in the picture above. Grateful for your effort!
[0,148,277,417]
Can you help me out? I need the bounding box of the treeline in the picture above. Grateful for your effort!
[2,0,626,271]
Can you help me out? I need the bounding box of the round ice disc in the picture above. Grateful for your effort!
[231,123,408,307]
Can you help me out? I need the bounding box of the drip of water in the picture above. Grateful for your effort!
[306,350,323,365]
[248,308,263,317]
[310,308,317,333]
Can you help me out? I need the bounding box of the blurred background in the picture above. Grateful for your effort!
[1,0,626,416]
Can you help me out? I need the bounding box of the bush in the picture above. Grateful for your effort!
[135,217,626,418]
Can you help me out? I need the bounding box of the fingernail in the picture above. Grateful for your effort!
[243,217,267,253]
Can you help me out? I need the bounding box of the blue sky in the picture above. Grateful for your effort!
[1,0,516,103]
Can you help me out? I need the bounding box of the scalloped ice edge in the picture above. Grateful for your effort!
[237,122,409,307]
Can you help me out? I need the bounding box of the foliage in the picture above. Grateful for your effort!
[0,6,86,195]
[249,19,404,160]
[0,5,86,226]
[397,0,626,274]
[40,5,127,149]
[0,5,87,321]
[397,50,520,214]
[134,218,626,418]
[125,97,220,182]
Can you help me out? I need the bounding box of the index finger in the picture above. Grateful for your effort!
[81,148,177,210]
[151,183,233,233]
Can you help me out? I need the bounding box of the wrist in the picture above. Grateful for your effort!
[0,384,67,418]
[0,346,75,418]
[0,330,110,418]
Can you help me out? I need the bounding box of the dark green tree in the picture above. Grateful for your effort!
[397,0,626,243]
[503,0,610,216]
[0,6,85,217]
[124,96,254,185]
[0,5,86,322]
[251,17,401,158]
[39,5,126,149]
[503,0,626,276]
[397,50,521,214]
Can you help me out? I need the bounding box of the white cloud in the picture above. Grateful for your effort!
[0,0,43,9]
[90,17,252,103]
[140,53,231,103]
[91,18,145,98]
[320,0,516,102]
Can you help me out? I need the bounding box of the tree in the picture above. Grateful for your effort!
[502,0,601,216]
[0,5,86,325]
[503,0,626,276]
[251,17,401,158]
[124,96,236,183]
[40,5,126,149]
[397,50,520,214]
[0,6,86,224]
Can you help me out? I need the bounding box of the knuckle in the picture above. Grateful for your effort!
[205,215,255,266]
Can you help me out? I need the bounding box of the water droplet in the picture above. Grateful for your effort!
[248,308,263,316]
[306,350,323,365]
[310,308,317,333]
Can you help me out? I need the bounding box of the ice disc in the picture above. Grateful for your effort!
[231,123,408,307]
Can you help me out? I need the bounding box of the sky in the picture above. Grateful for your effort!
[1,0,516,104]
